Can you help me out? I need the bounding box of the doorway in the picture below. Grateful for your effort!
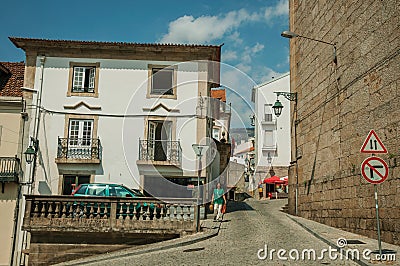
[62,175,90,195]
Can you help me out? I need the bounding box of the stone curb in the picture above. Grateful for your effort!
[287,214,371,266]
[55,220,222,265]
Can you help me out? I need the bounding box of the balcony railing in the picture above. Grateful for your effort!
[56,137,102,163]
[23,195,197,234]
[139,140,181,164]
[0,156,21,182]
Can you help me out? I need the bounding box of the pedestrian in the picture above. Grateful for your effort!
[211,183,226,221]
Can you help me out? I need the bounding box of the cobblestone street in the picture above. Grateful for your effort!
[64,199,361,266]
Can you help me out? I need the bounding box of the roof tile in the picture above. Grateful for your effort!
[0,61,24,97]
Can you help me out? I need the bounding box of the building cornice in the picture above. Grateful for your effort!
[9,37,222,62]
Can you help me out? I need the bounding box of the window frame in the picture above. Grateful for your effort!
[147,64,177,99]
[68,62,100,97]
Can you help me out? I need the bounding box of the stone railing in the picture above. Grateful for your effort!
[23,195,197,235]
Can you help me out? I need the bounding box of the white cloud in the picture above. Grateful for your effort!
[159,1,288,44]
[264,0,288,21]
[227,31,243,46]
[160,9,258,44]
[253,66,284,84]
[222,50,238,62]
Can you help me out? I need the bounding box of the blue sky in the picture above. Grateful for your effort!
[0,0,289,127]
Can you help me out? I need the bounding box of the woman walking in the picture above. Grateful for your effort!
[211,183,226,221]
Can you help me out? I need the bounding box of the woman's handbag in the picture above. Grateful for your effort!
[209,204,214,212]
[221,204,226,214]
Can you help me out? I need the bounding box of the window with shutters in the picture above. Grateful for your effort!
[68,62,100,97]
[147,65,177,99]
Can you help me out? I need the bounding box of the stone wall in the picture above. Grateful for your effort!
[288,0,400,245]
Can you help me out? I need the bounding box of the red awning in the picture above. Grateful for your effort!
[263,175,285,184]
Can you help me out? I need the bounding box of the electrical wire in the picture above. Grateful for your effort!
[40,106,198,118]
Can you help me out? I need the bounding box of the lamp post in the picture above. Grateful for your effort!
[192,144,208,232]
[272,91,299,215]
[281,30,337,64]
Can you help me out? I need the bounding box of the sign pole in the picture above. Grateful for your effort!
[374,184,383,259]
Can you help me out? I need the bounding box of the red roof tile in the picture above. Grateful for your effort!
[211,89,226,102]
[0,62,24,97]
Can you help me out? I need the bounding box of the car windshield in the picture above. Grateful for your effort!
[74,184,88,195]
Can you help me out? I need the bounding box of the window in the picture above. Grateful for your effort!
[68,62,100,97]
[67,119,93,159]
[213,128,220,139]
[73,66,95,92]
[264,104,273,122]
[263,130,274,148]
[148,65,177,98]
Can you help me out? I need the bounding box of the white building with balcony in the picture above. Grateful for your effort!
[11,37,222,199]
[252,73,291,182]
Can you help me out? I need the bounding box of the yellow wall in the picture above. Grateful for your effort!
[0,112,21,156]
[0,183,18,266]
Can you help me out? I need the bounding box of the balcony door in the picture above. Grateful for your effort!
[68,119,93,159]
[147,120,172,161]
[62,175,90,195]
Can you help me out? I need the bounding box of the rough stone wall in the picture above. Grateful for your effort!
[288,0,400,245]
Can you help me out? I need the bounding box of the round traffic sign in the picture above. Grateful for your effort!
[361,156,388,184]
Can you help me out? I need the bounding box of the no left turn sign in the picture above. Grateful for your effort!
[361,156,388,184]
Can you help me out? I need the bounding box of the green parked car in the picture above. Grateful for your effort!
[71,183,157,218]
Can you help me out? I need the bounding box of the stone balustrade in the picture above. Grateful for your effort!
[23,195,198,234]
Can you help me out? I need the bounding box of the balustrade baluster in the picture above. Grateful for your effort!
[89,203,94,219]
[132,204,137,220]
[173,205,178,221]
[33,201,39,218]
[180,205,184,221]
[67,202,73,218]
[165,205,170,221]
[125,203,131,220]
[54,202,60,218]
[40,202,46,217]
[118,203,124,220]
[146,206,150,220]
[82,203,88,218]
[61,202,67,218]
[159,204,164,221]
[75,204,81,219]
[96,204,101,219]
[47,202,53,218]
[103,203,108,219]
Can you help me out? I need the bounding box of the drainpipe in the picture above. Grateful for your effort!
[18,55,46,266]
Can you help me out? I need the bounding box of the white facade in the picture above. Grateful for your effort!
[12,39,221,198]
[253,73,291,172]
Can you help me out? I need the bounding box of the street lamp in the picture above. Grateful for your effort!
[249,114,255,127]
[192,144,208,232]
[24,137,39,164]
[281,30,337,64]
[272,92,297,117]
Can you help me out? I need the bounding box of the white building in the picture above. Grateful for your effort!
[252,73,291,182]
[10,37,222,200]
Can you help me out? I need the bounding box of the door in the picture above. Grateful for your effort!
[147,121,157,160]
[68,119,93,159]
[62,175,90,195]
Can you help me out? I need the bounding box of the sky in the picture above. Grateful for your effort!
[0,0,290,128]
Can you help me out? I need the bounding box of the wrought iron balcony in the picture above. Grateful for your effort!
[139,139,181,164]
[56,137,102,163]
[0,156,21,182]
